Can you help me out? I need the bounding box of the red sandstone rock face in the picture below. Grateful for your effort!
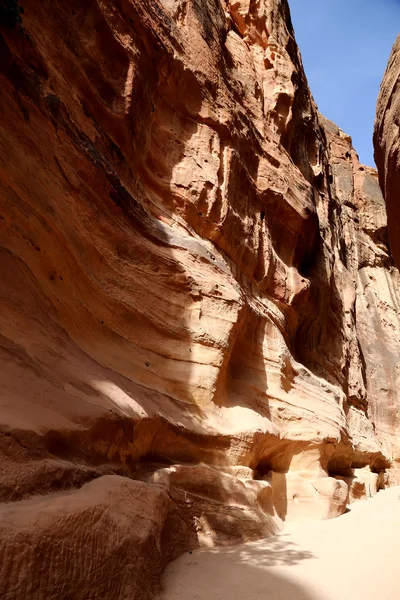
[375,34,400,268]
[0,1,399,597]
[374,33,400,483]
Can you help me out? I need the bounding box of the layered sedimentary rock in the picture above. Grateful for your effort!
[0,0,400,598]
[374,33,400,485]
[375,34,400,268]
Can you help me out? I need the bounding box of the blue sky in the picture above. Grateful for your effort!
[289,0,400,166]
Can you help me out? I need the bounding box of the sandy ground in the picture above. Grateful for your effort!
[159,486,400,600]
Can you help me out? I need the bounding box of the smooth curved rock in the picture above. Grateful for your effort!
[0,1,399,598]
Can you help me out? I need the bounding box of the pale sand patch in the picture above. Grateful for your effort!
[159,486,400,600]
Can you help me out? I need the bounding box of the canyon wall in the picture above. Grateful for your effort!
[375,34,400,268]
[0,1,399,598]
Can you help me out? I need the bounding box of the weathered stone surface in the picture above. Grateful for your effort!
[151,464,280,545]
[270,471,348,521]
[374,33,400,479]
[374,34,400,268]
[0,1,399,598]
[0,476,193,600]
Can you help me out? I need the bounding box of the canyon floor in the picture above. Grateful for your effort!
[159,486,399,600]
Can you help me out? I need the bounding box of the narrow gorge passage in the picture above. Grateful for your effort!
[160,487,400,600]
[1,0,400,598]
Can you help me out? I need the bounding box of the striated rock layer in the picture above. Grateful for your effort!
[375,34,400,269]
[374,32,400,486]
[0,0,399,598]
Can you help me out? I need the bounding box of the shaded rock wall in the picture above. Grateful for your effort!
[374,32,400,482]
[375,34,400,268]
[0,0,399,598]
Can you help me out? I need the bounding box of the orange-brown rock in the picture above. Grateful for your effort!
[0,476,192,600]
[0,1,399,598]
[374,32,400,484]
[374,34,400,268]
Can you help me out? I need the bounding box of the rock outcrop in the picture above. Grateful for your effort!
[0,0,399,598]
[374,33,400,486]
[375,34,400,268]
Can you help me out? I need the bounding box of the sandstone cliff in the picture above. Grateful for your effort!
[0,1,399,598]
[375,34,400,268]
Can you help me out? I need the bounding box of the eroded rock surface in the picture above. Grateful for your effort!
[0,476,191,600]
[0,1,399,598]
[375,34,400,268]
[374,32,400,487]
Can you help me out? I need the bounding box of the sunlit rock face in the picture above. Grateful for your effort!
[0,1,399,598]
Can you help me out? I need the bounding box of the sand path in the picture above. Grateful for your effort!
[160,486,400,600]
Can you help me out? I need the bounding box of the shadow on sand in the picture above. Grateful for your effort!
[206,532,315,567]
[160,534,321,600]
